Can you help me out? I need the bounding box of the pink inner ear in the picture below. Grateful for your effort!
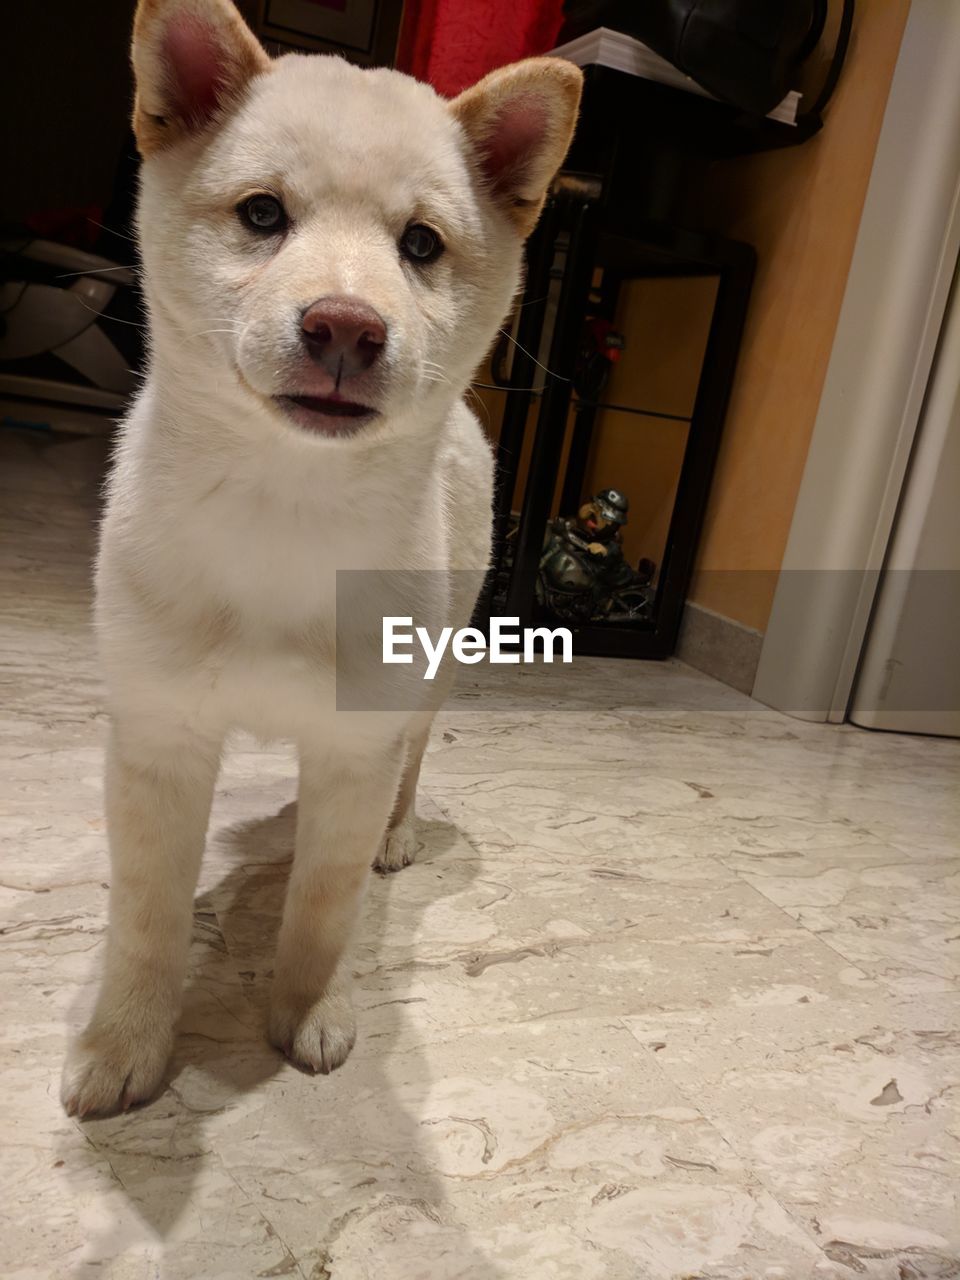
[480,94,548,194]
[162,14,226,123]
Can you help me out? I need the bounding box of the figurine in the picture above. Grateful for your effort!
[537,489,653,623]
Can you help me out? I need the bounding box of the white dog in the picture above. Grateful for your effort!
[60,0,580,1117]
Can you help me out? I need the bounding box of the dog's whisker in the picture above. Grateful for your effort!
[496,328,571,382]
[420,359,452,388]
[85,217,138,244]
[56,265,138,279]
[464,385,491,425]
[70,295,147,328]
[472,380,546,394]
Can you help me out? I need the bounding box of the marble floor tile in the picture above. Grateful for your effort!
[1,428,958,1278]
[723,844,960,995]
[623,997,960,1278]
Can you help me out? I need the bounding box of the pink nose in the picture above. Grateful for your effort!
[300,296,387,379]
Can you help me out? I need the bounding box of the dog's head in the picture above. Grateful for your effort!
[131,0,581,442]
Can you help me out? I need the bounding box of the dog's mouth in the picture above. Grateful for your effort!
[274,394,379,436]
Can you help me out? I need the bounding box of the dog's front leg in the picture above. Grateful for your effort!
[61,722,221,1117]
[269,741,402,1074]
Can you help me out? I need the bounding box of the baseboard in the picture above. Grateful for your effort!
[676,601,764,696]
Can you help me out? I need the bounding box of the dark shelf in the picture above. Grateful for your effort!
[478,187,755,659]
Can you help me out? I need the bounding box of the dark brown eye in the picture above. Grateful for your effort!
[400,223,443,264]
[239,194,287,233]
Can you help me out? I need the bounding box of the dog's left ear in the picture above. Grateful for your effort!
[450,58,583,237]
[131,0,272,155]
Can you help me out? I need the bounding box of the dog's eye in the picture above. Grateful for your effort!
[239,194,287,233]
[400,223,443,264]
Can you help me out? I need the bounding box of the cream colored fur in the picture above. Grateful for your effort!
[61,0,580,1116]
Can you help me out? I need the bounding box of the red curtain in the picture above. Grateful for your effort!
[396,0,566,97]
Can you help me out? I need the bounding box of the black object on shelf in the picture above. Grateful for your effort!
[567,63,824,235]
[560,2,856,137]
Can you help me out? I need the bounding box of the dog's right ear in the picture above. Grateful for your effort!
[131,0,271,155]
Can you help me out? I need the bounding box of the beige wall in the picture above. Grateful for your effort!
[689,0,913,632]
[583,276,714,574]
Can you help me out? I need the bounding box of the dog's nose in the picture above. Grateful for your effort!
[300,296,386,378]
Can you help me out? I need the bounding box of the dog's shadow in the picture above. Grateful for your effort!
[67,801,504,1276]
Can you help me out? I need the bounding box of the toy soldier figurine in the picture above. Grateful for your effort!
[537,488,653,623]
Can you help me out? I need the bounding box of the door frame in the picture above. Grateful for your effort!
[753,0,960,722]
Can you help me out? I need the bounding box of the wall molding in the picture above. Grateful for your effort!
[676,601,764,695]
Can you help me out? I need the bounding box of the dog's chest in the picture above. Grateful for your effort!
[207,637,334,738]
[186,469,434,624]
[155,469,446,736]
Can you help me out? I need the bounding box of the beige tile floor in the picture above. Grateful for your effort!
[1,429,958,1279]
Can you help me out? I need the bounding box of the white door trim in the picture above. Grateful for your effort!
[753,0,960,721]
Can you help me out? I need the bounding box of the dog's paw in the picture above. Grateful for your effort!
[61,1022,172,1119]
[269,986,356,1075]
[374,813,417,874]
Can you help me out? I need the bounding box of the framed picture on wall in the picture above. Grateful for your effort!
[257,0,404,65]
